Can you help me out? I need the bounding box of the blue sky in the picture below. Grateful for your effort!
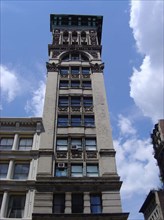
[1,1,163,219]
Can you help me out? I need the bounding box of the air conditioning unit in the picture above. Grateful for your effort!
[58,163,65,168]
[71,145,82,150]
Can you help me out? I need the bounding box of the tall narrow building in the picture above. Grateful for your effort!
[0,14,129,219]
[33,14,128,219]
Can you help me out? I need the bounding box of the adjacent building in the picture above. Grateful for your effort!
[0,14,129,219]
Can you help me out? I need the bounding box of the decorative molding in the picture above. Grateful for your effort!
[90,63,104,73]
[46,62,59,72]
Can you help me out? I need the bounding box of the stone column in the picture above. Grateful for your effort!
[65,192,71,213]
[0,191,8,218]
[7,160,14,179]
[84,192,90,213]
[12,133,18,150]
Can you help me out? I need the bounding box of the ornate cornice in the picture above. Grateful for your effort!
[90,62,104,73]
[46,62,59,72]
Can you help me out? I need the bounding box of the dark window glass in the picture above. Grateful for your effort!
[82,81,91,88]
[0,138,13,150]
[59,80,69,88]
[83,97,93,107]
[13,164,29,179]
[7,195,26,218]
[71,97,81,106]
[72,193,83,213]
[81,54,89,61]
[58,115,68,127]
[60,67,69,75]
[62,54,69,61]
[82,67,90,75]
[90,194,102,213]
[58,97,69,107]
[56,138,68,151]
[19,138,33,150]
[85,138,96,151]
[53,194,65,213]
[0,163,8,179]
[55,164,67,177]
[0,194,2,209]
[71,139,82,150]
[86,164,99,177]
[71,67,79,74]
[84,115,94,127]
[71,53,79,61]
[71,115,81,126]
[71,81,80,88]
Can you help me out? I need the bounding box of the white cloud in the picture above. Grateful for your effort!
[129,1,164,123]
[0,65,21,102]
[25,81,46,116]
[117,114,136,136]
[114,115,160,198]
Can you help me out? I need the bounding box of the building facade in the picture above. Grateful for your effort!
[151,119,164,186]
[0,14,129,219]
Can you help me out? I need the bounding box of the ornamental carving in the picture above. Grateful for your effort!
[53,29,60,45]
[46,62,59,72]
[90,63,104,73]
[89,30,97,46]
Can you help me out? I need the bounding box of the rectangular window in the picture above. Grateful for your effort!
[53,194,65,213]
[71,115,81,127]
[72,193,83,213]
[56,138,68,151]
[71,67,79,74]
[0,138,13,150]
[71,138,82,150]
[85,138,96,151]
[82,81,91,88]
[59,80,69,88]
[82,67,90,75]
[58,115,69,127]
[0,163,8,179]
[55,164,67,177]
[90,194,102,213]
[18,138,33,150]
[58,97,69,107]
[83,97,93,107]
[7,195,26,218]
[71,97,81,107]
[86,164,99,177]
[71,164,83,177]
[13,163,29,179]
[84,115,94,127]
[71,80,80,88]
[60,67,69,75]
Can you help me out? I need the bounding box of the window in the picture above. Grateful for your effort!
[71,80,80,88]
[83,97,93,107]
[81,54,89,61]
[55,164,67,177]
[90,194,102,213]
[82,67,90,75]
[85,138,96,151]
[0,194,3,209]
[59,80,69,88]
[58,115,68,127]
[7,195,26,218]
[58,97,69,107]
[0,138,13,150]
[86,164,99,177]
[13,163,29,179]
[53,194,65,213]
[71,115,81,127]
[0,163,8,179]
[18,138,33,150]
[71,67,79,75]
[56,138,68,151]
[71,164,83,177]
[82,81,91,88]
[71,53,79,60]
[60,67,69,75]
[71,138,82,150]
[71,97,81,107]
[84,115,94,127]
[61,54,69,61]
[72,193,83,213]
